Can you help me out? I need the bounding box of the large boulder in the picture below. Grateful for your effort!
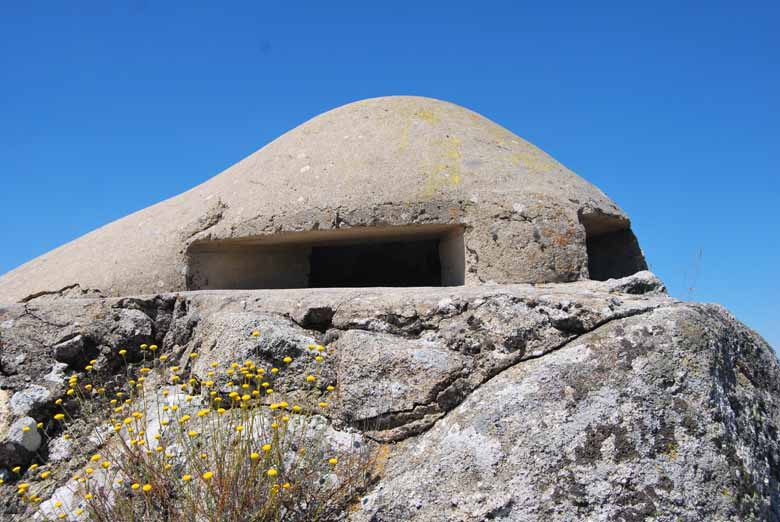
[351,304,780,521]
[0,273,777,521]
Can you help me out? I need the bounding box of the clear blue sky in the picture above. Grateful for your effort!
[1,1,777,349]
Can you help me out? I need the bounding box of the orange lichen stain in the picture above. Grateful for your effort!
[557,226,578,245]
[538,226,574,247]
[347,444,392,513]
[371,444,392,478]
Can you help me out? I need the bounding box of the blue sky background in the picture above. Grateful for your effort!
[1,1,777,349]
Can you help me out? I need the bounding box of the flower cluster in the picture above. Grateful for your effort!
[5,334,367,521]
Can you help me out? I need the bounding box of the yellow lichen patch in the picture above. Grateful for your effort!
[399,124,410,152]
[482,118,522,147]
[419,135,464,198]
[736,370,754,388]
[414,108,439,124]
[662,443,679,460]
[510,148,559,175]
[398,107,440,152]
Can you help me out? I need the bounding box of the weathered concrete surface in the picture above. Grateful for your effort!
[0,273,777,520]
[0,96,646,302]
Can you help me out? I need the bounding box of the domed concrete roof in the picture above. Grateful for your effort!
[0,96,646,302]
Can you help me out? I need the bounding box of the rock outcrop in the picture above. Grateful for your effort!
[0,272,778,521]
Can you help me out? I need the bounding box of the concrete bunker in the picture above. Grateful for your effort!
[579,212,648,281]
[0,97,652,301]
[187,225,465,290]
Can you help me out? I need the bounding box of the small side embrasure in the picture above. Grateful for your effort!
[579,211,648,281]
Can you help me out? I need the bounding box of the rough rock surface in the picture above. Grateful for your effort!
[0,272,778,521]
[352,305,780,521]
